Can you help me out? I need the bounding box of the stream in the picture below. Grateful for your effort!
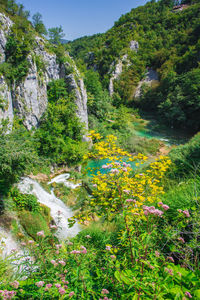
[18,175,80,240]
[0,174,80,258]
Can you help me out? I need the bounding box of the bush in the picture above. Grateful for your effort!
[19,211,50,240]
[10,187,40,212]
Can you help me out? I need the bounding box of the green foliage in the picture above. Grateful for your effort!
[70,1,200,130]
[35,79,87,165]
[169,132,200,174]
[32,13,47,36]
[0,0,30,17]
[48,26,65,44]
[0,128,39,194]
[0,17,35,84]
[10,187,40,212]
[19,211,50,240]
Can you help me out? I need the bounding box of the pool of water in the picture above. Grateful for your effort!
[134,113,191,145]
[85,158,137,176]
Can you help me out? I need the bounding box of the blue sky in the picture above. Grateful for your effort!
[20,0,149,40]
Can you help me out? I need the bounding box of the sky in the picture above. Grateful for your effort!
[20,0,149,41]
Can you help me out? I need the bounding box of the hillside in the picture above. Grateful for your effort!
[69,0,200,132]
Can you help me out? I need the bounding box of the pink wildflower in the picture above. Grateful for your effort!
[183,210,190,218]
[64,285,68,289]
[45,284,52,289]
[110,255,116,259]
[155,251,160,257]
[165,268,173,276]
[69,291,75,297]
[122,168,127,172]
[28,240,34,244]
[56,244,62,249]
[178,237,185,243]
[149,265,155,270]
[50,224,57,229]
[55,284,61,288]
[56,250,59,254]
[126,199,135,202]
[101,289,109,295]
[158,202,163,206]
[168,256,175,263]
[10,281,19,289]
[123,189,130,194]
[67,241,73,245]
[185,291,192,298]
[93,184,97,188]
[59,288,66,295]
[110,168,119,174]
[106,246,111,251]
[178,209,182,213]
[37,231,45,237]
[51,260,56,265]
[102,165,108,169]
[36,281,45,287]
[58,260,66,266]
[70,250,81,254]
[21,242,26,246]
[162,204,170,210]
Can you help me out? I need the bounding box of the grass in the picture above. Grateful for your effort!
[161,175,200,219]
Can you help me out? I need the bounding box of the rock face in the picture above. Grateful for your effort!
[130,40,139,52]
[0,13,13,63]
[0,14,88,132]
[109,55,130,96]
[12,38,60,129]
[0,76,13,131]
[60,60,88,140]
[134,69,159,98]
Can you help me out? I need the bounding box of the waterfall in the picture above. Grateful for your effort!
[18,174,80,240]
[0,227,21,258]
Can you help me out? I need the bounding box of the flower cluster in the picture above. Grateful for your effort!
[36,231,45,237]
[143,205,164,217]
[178,209,190,218]
[70,246,87,254]
[0,290,16,299]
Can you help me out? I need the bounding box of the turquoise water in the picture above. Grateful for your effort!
[86,158,137,176]
[134,114,191,145]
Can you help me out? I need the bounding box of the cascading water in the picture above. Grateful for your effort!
[18,174,80,240]
[48,173,81,189]
[0,227,21,258]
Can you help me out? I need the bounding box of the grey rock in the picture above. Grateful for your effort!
[0,76,13,131]
[0,13,89,135]
[134,69,159,98]
[0,13,13,63]
[130,40,139,52]
[109,54,130,96]
[62,59,89,137]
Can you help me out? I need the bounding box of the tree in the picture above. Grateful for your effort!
[48,26,65,44]
[32,12,47,36]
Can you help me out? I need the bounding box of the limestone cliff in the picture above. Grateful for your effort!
[109,41,138,96]
[0,13,88,132]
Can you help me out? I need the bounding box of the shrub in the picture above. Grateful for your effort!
[19,211,50,240]
[10,187,40,212]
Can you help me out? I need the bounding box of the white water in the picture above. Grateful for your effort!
[0,227,21,258]
[18,175,80,240]
[48,173,81,189]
